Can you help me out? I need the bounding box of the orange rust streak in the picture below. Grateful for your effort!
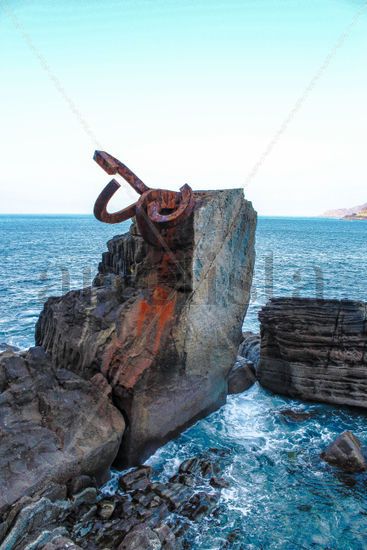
[137,287,176,355]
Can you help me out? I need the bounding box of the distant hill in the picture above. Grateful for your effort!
[321,202,367,218]
[344,208,367,220]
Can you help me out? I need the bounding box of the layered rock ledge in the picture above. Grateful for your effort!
[258,297,367,408]
[36,190,257,466]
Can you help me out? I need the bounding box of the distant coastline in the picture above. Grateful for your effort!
[321,202,367,220]
[344,209,367,220]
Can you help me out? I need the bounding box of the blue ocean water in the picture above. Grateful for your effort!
[1,214,367,548]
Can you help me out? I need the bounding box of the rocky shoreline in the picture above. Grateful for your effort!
[0,451,231,550]
[2,314,367,548]
[2,188,367,548]
[0,331,258,549]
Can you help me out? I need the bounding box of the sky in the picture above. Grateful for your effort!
[0,0,366,216]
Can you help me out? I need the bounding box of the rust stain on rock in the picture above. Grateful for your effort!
[101,287,177,391]
[136,287,176,355]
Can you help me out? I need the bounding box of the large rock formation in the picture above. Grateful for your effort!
[36,190,256,466]
[258,297,367,407]
[0,347,125,517]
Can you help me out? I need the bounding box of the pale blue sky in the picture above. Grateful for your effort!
[0,0,366,215]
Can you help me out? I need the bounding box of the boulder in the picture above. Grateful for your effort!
[321,431,367,473]
[258,298,367,408]
[0,347,124,517]
[238,332,260,369]
[36,190,256,466]
[118,466,152,492]
[227,357,256,394]
[117,524,162,550]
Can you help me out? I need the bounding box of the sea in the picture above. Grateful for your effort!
[1,215,367,549]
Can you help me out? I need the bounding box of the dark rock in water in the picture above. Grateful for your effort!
[0,347,125,517]
[279,409,316,421]
[210,476,230,489]
[178,456,218,478]
[321,431,367,473]
[238,331,260,369]
[297,504,312,512]
[226,529,241,544]
[0,342,20,353]
[180,491,218,521]
[119,466,152,492]
[152,482,194,511]
[168,473,196,487]
[36,190,257,466]
[227,357,256,394]
[258,298,367,408]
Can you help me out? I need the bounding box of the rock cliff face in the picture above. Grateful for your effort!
[258,298,367,408]
[0,347,124,517]
[36,190,257,466]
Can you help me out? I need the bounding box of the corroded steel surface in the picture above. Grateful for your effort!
[93,150,195,247]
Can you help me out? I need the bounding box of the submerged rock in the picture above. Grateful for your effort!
[0,347,124,517]
[321,431,367,473]
[258,298,367,408]
[279,409,316,421]
[36,190,257,466]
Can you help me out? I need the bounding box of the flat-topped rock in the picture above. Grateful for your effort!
[258,297,367,408]
[36,189,256,466]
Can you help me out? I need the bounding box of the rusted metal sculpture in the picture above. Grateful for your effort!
[93,151,195,247]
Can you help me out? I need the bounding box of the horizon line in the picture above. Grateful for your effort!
[0,212,331,219]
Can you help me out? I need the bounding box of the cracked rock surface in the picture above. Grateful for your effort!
[0,347,125,518]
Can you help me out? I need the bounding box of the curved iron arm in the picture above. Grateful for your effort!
[94,150,149,195]
[93,150,196,247]
[93,178,137,224]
